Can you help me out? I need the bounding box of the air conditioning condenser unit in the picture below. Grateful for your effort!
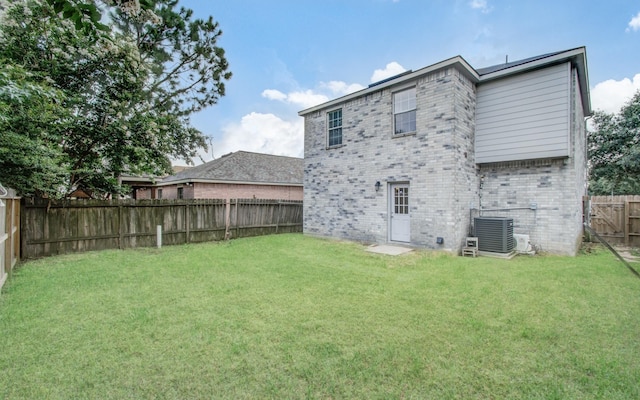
[474,217,515,253]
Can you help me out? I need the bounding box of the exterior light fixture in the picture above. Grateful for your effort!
[375,181,381,192]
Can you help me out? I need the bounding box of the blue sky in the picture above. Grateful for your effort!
[179,0,640,164]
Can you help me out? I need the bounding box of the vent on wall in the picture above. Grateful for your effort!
[474,217,515,253]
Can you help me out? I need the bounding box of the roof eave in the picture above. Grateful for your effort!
[156,178,303,187]
[298,56,480,116]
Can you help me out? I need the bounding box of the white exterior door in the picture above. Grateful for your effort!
[390,184,410,242]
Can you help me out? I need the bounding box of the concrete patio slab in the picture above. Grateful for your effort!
[365,244,413,256]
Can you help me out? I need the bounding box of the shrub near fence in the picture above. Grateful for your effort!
[21,198,302,259]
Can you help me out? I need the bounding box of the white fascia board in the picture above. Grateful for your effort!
[119,176,159,183]
[298,55,480,116]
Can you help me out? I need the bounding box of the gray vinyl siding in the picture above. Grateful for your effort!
[475,62,570,163]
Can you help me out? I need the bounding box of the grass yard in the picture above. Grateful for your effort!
[1,234,639,399]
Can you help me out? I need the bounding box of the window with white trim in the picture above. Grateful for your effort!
[394,186,409,215]
[327,108,343,147]
[393,88,416,135]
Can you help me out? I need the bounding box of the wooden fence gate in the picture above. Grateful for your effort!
[587,195,640,247]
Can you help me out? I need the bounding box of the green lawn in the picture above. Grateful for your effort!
[1,234,639,399]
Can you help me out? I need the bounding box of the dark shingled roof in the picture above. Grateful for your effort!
[162,151,303,185]
[476,50,568,76]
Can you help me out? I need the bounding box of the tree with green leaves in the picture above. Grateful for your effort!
[112,0,231,117]
[0,0,230,198]
[44,0,154,36]
[0,64,69,198]
[588,91,640,195]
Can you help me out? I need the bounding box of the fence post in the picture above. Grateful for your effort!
[185,202,190,244]
[276,201,282,234]
[118,204,124,250]
[235,199,239,239]
[224,198,231,240]
[1,197,21,287]
[625,201,630,247]
[12,198,20,272]
[157,225,162,248]
[1,199,6,289]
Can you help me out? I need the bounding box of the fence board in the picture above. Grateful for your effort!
[21,198,302,259]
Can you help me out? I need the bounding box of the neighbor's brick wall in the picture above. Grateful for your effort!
[135,183,302,201]
[155,184,195,200]
[194,183,303,201]
[476,66,588,256]
[304,66,477,251]
[135,188,152,199]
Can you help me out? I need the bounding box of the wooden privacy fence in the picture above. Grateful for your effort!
[585,195,640,247]
[21,198,303,259]
[0,197,21,289]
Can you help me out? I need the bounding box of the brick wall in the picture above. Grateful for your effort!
[478,158,581,254]
[304,67,477,251]
[194,183,302,201]
[135,188,152,199]
[136,183,302,201]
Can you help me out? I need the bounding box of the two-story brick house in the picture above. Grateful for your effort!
[299,47,590,255]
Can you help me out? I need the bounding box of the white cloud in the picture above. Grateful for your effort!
[470,0,491,13]
[287,90,330,109]
[261,89,287,101]
[320,80,366,96]
[262,79,364,109]
[262,88,328,109]
[591,74,640,114]
[370,62,407,83]
[214,112,303,158]
[627,12,640,32]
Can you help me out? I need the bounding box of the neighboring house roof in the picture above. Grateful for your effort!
[120,166,190,186]
[158,151,303,186]
[299,46,590,117]
[171,165,192,174]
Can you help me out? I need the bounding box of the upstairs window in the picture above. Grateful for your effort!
[327,108,343,147]
[393,88,416,135]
